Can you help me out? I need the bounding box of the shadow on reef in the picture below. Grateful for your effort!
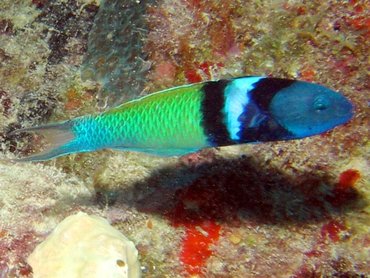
[97,154,364,226]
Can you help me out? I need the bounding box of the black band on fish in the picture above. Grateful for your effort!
[249,78,295,111]
[238,117,294,142]
[238,78,295,142]
[201,80,233,146]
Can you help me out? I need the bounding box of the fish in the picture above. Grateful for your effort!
[12,76,353,162]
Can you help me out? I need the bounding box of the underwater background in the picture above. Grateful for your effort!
[0,0,369,277]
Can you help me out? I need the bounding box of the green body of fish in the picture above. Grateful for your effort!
[77,83,209,155]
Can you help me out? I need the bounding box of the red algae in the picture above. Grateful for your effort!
[320,220,347,243]
[146,0,239,87]
[180,222,221,275]
[165,179,224,275]
[347,0,370,36]
[185,68,202,83]
[338,169,361,190]
[183,1,238,57]
[64,87,83,111]
[297,220,349,276]
[325,169,361,208]
[185,61,224,83]
[299,67,316,82]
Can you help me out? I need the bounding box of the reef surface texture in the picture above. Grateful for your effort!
[0,0,369,277]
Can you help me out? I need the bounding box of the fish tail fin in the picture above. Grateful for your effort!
[10,121,76,162]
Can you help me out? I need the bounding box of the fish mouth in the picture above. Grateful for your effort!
[335,97,354,121]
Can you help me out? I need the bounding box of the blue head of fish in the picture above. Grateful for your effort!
[269,81,353,139]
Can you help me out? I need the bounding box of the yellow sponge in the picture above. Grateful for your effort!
[28,212,141,278]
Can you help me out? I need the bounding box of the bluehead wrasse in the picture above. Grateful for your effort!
[11,76,354,162]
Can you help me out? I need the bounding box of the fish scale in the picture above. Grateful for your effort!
[88,83,208,151]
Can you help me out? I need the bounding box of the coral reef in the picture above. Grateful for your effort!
[28,212,141,278]
[0,0,368,277]
[35,0,98,65]
[0,160,94,277]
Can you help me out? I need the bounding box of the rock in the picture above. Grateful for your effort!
[28,212,141,278]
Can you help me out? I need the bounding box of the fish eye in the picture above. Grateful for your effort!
[313,96,330,111]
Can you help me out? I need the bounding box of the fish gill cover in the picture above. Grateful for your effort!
[81,0,157,107]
